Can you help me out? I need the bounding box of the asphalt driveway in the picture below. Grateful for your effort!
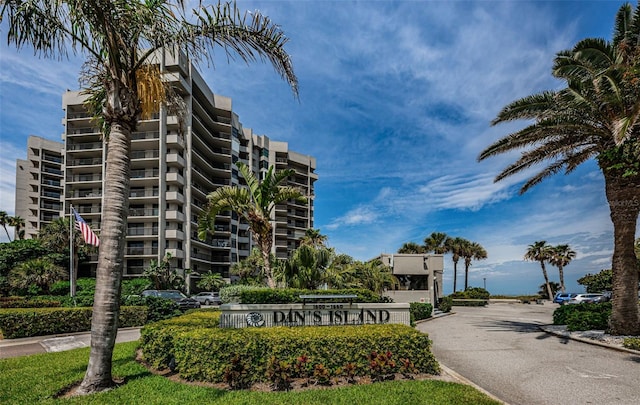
[417,302,640,405]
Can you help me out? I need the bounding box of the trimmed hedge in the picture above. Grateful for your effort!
[140,311,439,387]
[219,286,383,305]
[0,306,147,339]
[0,297,62,308]
[553,302,611,331]
[410,302,433,322]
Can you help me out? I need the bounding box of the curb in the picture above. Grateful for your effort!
[539,326,640,355]
[438,362,508,405]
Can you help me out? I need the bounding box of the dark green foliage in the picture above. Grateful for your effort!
[0,297,61,308]
[451,287,490,299]
[140,311,439,388]
[553,302,612,331]
[439,296,452,312]
[121,277,152,297]
[0,306,147,339]
[410,302,433,321]
[0,239,48,295]
[577,269,613,293]
[219,286,383,304]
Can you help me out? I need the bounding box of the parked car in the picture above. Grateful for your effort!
[567,293,604,304]
[553,292,577,305]
[191,291,221,305]
[141,289,201,310]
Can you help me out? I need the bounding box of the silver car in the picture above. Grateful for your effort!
[191,291,221,305]
[567,293,603,304]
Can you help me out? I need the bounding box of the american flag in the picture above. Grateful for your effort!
[73,208,100,247]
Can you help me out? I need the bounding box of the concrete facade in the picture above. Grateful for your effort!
[14,136,64,240]
[379,253,444,305]
[22,49,318,283]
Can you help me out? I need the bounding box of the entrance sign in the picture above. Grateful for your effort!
[219,302,410,328]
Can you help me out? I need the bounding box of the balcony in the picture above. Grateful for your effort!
[67,157,102,167]
[127,228,158,236]
[165,229,185,240]
[166,153,185,167]
[166,210,185,221]
[67,142,102,151]
[165,172,184,185]
[129,208,159,217]
[165,191,184,203]
[125,247,159,256]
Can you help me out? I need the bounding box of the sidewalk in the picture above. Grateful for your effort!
[0,327,141,359]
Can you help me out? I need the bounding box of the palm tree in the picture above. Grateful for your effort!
[445,237,466,292]
[424,232,450,254]
[323,253,357,289]
[300,228,328,249]
[354,259,398,295]
[196,272,226,292]
[9,257,67,294]
[524,241,554,301]
[199,162,306,288]
[0,211,11,241]
[397,242,425,254]
[278,244,332,289]
[549,244,576,293]
[461,241,488,291]
[478,3,640,335]
[7,216,25,240]
[1,0,297,393]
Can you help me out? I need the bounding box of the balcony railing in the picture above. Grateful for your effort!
[125,247,159,255]
[131,131,159,140]
[43,154,63,163]
[129,208,159,217]
[127,228,158,236]
[131,168,159,178]
[67,157,102,166]
[130,189,159,198]
[42,167,63,176]
[68,174,102,182]
[67,142,102,151]
[131,150,160,159]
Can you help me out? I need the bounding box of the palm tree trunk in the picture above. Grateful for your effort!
[604,172,640,336]
[464,259,471,290]
[540,261,553,300]
[558,265,565,293]
[452,259,458,292]
[77,120,132,393]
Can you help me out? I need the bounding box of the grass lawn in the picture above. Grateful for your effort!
[0,341,501,404]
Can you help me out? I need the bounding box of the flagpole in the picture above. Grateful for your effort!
[70,204,75,300]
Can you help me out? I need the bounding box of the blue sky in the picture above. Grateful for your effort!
[0,0,635,295]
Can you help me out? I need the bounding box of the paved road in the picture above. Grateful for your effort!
[0,327,140,359]
[417,303,640,405]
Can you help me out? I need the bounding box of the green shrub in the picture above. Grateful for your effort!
[218,286,384,305]
[439,296,452,312]
[0,306,147,339]
[140,311,439,388]
[122,296,181,322]
[451,287,490,300]
[623,337,640,350]
[0,297,61,308]
[553,302,611,331]
[410,302,433,321]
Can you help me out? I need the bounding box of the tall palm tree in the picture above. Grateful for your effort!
[479,3,640,335]
[397,242,425,254]
[524,241,554,301]
[424,232,449,254]
[1,0,298,394]
[199,162,306,288]
[461,241,488,291]
[0,211,11,241]
[445,237,466,292]
[549,244,576,293]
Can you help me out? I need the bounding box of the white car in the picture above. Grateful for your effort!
[567,293,603,304]
[191,291,221,305]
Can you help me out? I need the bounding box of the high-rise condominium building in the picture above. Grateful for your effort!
[60,50,316,283]
[15,136,64,240]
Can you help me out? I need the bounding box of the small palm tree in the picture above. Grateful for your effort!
[397,242,425,254]
[8,216,25,240]
[143,253,183,290]
[196,272,226,292]
[445,237,467,292]
[9,257,67,295]
[277,245,332,289]
[299,228,328,248]
[199,162,306,288]
[549,244,576,293]
[323,253,357,289]
[525,241,554,301]
[0,211,11,241]
[354,259,398,295]
[424,232,450,254]
[461,241,488,291]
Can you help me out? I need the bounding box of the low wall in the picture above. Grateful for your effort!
[384,290,433,304]
[219,302,410,328]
